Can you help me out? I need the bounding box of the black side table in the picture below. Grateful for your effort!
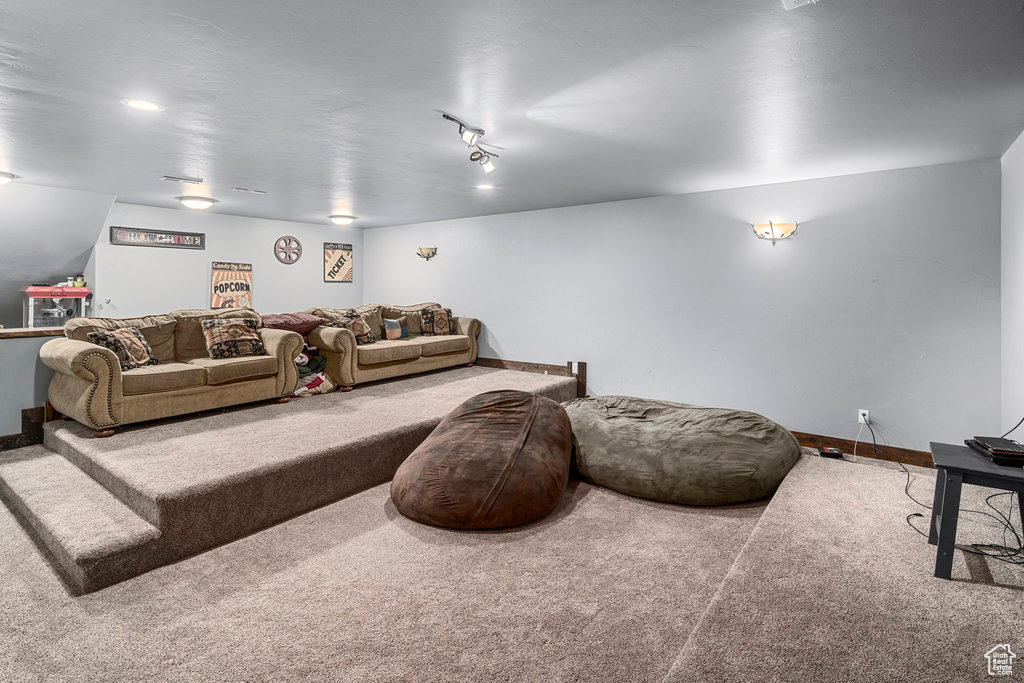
[928,442,1024,579]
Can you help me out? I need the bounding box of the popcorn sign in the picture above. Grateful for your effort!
[210,261,253,309]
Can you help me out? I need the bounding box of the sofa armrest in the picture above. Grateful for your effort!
[454,317,481,361]
[309,325,355,351]
[259,328,303,396]
[39,337,123,429]
[40,337,119,382]
[309,325,356,387]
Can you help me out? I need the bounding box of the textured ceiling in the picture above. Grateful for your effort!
[1,0,1023,228]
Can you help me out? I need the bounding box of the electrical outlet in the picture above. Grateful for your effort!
[858,409,870,425]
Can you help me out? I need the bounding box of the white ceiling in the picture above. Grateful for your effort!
[1,0,1024,228]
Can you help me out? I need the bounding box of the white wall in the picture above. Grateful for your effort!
[1002,130,1024,430]
[365,160,1002,450]
[91,203,363,317]
[0,183,114,328]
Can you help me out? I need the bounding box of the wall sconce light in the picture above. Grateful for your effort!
[417,246,438,261]
[753,220,798,245]
[0,171,17,186]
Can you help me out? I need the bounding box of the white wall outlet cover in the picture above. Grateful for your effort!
[782,0,818,9]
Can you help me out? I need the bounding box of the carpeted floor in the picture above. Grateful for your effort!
[5,432,1022,680]
[666,454,1024,683]
[0,477,766,682]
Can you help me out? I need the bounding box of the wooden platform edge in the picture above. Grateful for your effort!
[476,357,587,398]
[0,327,64,340]
[792,430,933,468]
[0,408,46,452]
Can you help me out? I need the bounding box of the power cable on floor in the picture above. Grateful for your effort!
[871,421,1024,564]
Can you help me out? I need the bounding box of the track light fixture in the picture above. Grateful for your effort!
[441,111,501,175]
[443,113,484,145]
[460,126,480,146]
[468,144,498,173]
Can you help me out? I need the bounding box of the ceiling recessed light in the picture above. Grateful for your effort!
[476,184,493,190]
[329,215,356,226]
[0,171,17,186]
[177,195,217,210]
[121,98,165,112]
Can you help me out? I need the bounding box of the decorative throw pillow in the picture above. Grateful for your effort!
[323,310,377,345]
[420,306,454,336]
[201,317,267,359]
[86,327,159,371]
[384,316,409,340]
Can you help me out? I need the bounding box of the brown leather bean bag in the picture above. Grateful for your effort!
[390,390,572,529]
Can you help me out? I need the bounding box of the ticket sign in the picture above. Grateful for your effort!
[109,226,205,250]
[324,242,353,283]
[210,262,253,308]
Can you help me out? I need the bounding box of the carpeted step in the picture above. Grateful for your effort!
[30,367,578,592]
[0,446,161,594]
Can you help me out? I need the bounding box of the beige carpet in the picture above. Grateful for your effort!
[0,477,766,681]
[4,366,578,593]
[665,454,1024,683]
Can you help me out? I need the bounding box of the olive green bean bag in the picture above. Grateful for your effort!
[564,396,800,506]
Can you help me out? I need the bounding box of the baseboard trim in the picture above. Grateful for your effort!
[792,430,933,468]
[476,358,588,398]
[0,407,46,452]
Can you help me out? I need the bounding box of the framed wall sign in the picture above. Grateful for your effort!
[110,226,205,250]
[210,261,253,308]
[324,242,353,283]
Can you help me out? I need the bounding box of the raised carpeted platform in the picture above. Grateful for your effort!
[665,454,1024,682]
[0,366,577,593]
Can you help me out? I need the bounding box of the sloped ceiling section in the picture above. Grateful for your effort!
[0,184,114,328]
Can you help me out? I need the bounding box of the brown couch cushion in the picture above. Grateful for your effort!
[121,362,206,396]
[86,327,159,371]
[170,308,262,360]
[390,390,572,529]
[416,334,470,356]
[322,314,377,345]
[381,303,440,335]
[356,339,422,365]
[354,304,385,339]
[65,315,177,362]
[187,355,278,385]
[261,312,322,335]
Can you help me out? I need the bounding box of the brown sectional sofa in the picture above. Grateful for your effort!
[306,303,481,388]
[40,308,302,435]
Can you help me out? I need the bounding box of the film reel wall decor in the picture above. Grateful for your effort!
[274,235,302,264]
